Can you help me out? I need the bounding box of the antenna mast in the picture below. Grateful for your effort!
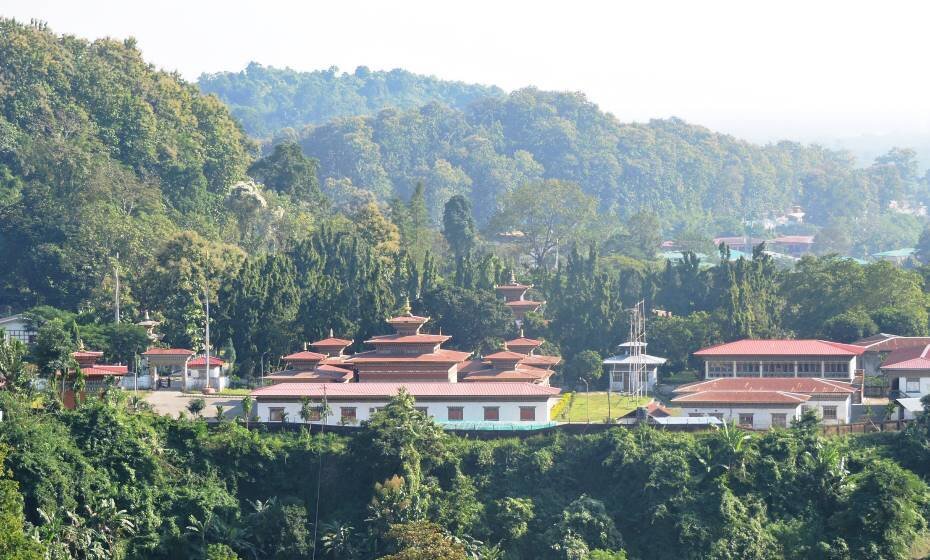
[629,300,647,399]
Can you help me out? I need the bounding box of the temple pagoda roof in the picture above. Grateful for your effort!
[283,350,327,362]
[346,348,472,364]
[365,333,451,345]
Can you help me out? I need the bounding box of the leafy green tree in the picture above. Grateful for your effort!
[563,350,604,389]
[489,180,597,269]
[0,336,32,393]
[187,398,206,417]
[820,309,878,342]
[419,285,512,351]
[0,444,44,559]
[546,496,623,558]
[442,195,477,260]
[378,520,467,560]
[31,318,77,377]
[248,141,324,204]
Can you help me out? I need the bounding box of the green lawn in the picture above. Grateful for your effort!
[554,392,652,423]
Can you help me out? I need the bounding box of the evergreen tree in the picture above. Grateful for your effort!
[442,195,477,260]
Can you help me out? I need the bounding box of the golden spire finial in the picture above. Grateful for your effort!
[303,341,308,351]
[402,296,412,316]
[329,327,334,338]
[78,338,85,351]
[509,269,517,284]
[520,327,525,338]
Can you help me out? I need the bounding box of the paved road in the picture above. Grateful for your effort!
[143,389,244,420]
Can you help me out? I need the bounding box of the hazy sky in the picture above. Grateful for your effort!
[4,0,930,143]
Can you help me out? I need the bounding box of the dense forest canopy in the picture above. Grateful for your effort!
[204,65,930,253]
[198,63,505,137]
[2,388,930,559]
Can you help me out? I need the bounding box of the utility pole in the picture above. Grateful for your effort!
[204,283,211,392]
[114,252,120,324]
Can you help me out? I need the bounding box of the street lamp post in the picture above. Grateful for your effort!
[581,378,590,424]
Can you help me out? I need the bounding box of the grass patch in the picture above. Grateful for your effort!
[555,392,651,423]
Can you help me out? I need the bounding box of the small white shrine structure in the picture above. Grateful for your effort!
[603,341,666,395]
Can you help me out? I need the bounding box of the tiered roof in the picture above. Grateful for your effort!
[671,377,854,407]
[70,348,127,378]
[495,271,544,320]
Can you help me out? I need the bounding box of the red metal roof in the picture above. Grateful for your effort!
[310,337,353,348]
[772,235,815,244]
[80,365,128,377]
[365,334,451,344]
[506,336,543,349]
[188,356,225,367]
[694,339,865,357]
[72,351,103,359]
[853,334,930,352]
[251,381,560,399]
[521,354,561,368]
[505,300,544,309]
[346,348,472,364]
[619,401,673,418]
[283,350,327,361]
[674,378,856,395]
[483,350,527,362]
[387,314,430,325]
[881,344,930,370]
[142,348,194,356]
[672,390,810,405]
[461,365,553,382]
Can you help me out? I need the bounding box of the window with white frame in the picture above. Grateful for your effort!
[707,362,732,378]
[822,406,837,421]
[269,407,285,422]
[797,362,820,377]
[738,413,754,427]
[771,413,787,428]
[762,362,795,377]
[823,362,849,377]
[906,378,921,393]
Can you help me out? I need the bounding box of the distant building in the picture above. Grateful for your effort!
[713,236,766,253]
[0,314,35,345]
[672,377,856,429]
[251,382,561,425]
[770,235,815,257]
[879,343,930,398]
[851,333,930,378]
[693,339,864,381]
[872,247,915,265]
[64,347,129,408]
[603,342,666,393]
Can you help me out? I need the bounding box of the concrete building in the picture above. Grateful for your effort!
[251,382,560,425]
[603,341,666,393]
[693,339,864,381]
[672,377,855,428]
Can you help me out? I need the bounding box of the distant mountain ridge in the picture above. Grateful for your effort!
[198,63,505,137]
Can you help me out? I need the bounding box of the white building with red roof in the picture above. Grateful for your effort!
[672,377,856,428]
[880,343,930,398]
[252,382,560,425]
[694,339,864,381]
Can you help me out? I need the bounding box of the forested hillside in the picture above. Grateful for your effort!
[198,63,504,137]
[206,66,930,248]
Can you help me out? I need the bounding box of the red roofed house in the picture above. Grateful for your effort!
[880,343,930,398]
[495,271,544,326]
[685,339,865,428]
[344,307,472,383]
[852,333,930,378]
[672,377,856,428]
[185,354,229,391]
[694,339,864,381]
[252,382,561,425]
[770,235,815,257]
[63,347,129,408]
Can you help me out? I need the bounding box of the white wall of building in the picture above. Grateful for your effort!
[704,356,856,380]
[255,398,558,425]
[678,396,850,429]
[894,375,930,398]
[677,405,803,429]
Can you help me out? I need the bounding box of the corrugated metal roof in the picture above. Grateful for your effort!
[672,390,810,404]
[674,377,856,394]
[694,339,865,357]
[881,344,930,370]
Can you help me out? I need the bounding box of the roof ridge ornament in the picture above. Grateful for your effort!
[329,327,334,338]
[402,296,412,316]
[509,268,517,284]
